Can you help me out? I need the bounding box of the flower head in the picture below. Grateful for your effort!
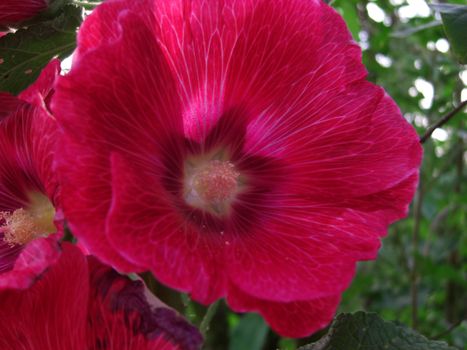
[0,243,203,350]
[0,0,47,26]
[53,0,423,337]
[0,60,62,290]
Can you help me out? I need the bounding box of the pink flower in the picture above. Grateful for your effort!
[0,60,62,290]
[53,0,423,337]
[0,0,47,26]
[0,242,203,350]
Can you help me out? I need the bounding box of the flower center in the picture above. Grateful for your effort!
[185,159,240,215]
[0,193,56,246]
[193,160,239,203]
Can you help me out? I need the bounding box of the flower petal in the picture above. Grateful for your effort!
[225,202,401,301]
[52,1,185,271]
[0,235,61,291]
[87,255,203,350]
[0,233,22,273]
[53,0,182,152]
[227,282,340,338]
[0,61,62,290]
[0,243,88,349]
[0,61,61,209]
[19,58,61,110]
[0,242,203,349]
[0,0,47,26]
[0,93,22,119]
[148,0,367,143]
[246,83,422,200]
[3,235,61,288]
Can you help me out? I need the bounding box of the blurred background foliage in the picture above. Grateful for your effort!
[1,0,465,349]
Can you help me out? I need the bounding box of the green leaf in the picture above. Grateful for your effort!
[0,5,81,94]
[46,0,73,16]
[229,314,268,350]
[431,3,467,63]
[299,312,457,350]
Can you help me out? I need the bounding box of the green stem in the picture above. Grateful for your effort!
[200,300,220,337]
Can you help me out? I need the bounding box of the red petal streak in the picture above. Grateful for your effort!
[0,233,23,273]
[0,243,88,350]
[0,93,22,119]
[225,206,396,301]
[0,0,47,26]
[74,0,154,61]
[261,84,422,201]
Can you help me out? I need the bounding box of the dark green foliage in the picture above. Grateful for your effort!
[431,4,467,63]
[299,312,457,350]
[0,5,81,94]
[229,314,269,350]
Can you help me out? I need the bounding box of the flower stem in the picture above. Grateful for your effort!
[200,300,220,337]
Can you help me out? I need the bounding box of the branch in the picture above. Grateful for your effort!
[431,319,464,340]
[420,100,467,143]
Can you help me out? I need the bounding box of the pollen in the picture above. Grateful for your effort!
[192,160,240,205]
[1,209,38,246]
[0,193,56,246]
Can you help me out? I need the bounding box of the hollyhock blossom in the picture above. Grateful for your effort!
[53,0,423,337]
[0,0,47,26]
[0,59,62,290]
[0,242,203,350]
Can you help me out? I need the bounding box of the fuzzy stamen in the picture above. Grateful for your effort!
[192,160,239,205]
[0,194,56,246]
[185,158,241,215]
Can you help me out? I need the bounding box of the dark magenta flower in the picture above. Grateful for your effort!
[53,0,423,337]
[0,60,62,290]
[0,0,47,26]
[0,242,203,349]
